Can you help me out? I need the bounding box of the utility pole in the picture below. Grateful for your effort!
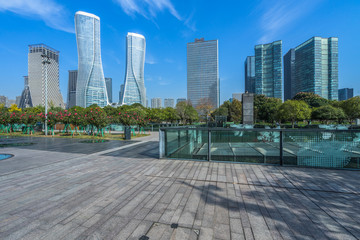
[41,54,51,136]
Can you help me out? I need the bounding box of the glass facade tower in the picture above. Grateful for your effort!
[293,37,338,100]
[67,70,77,109]
[187,38,219,108]
[244,56,255,93]
[105,77,112,103]
[75,11,108,107]
[338,88,353,101]
[283,49,295,100]
[255,40,282,99]
[120,33,146,106]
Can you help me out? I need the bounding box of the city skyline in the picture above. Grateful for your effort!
[0,1,359,104]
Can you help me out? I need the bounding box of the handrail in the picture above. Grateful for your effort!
[159,127,360,133]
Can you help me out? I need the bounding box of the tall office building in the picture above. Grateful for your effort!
[244,56,255,93]
[18,76,33,109]
[255,40,282,99]
[67,70,77,109]
[286,37,339,100]
[28,44,64,108]
[338,88,353,101]
[176,98,186,105]
[283,49,295,101]
[15,96,21,106]
[75,11,108,108]
[0,96,7,106]
[151,98,161,108]
[120,32,146,106]
[105,77,112,103]
[164,98,175,108]
[119,84,124,104]
[187,38,219,108]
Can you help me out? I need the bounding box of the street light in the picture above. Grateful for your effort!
[41,54,51,136]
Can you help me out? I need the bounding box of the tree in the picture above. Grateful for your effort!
[176,101,198,124]
[163,107,179,125]
[8,104,21,112]
[292,92,329,108]
[254,95,282,123]
[84,107,108,135]
[196,98,214,121]
[278,100,311,128]
[340,96,360,123]
[312,105,345,123]
[228,99,242,123]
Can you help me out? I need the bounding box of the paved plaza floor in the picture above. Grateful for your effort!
[0,134,359,239]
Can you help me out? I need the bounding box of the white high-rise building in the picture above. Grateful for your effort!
[120,33,146,106]
[75,11,108,107]
[151,98,161,108]
[164,98,175,108]
[28,44,64,108]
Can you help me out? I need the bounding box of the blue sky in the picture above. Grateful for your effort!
[0,0,359,104]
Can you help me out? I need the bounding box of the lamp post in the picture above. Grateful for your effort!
[41,54,51,136]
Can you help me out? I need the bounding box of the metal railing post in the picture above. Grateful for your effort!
[280,130,283,166]
[208,129,211,161]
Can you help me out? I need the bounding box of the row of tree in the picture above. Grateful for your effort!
[209,92,360,127]
[0,101,200,135]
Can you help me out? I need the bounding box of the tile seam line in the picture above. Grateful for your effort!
[143,175,360,196]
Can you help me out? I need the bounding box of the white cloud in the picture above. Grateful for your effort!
[115,0,181,20]
[257,0,323,43]
[114,0,196,31]
[0,0,74,33]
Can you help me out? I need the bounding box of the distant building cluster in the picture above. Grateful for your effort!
[244,36,351,101]
[3,12,356,110]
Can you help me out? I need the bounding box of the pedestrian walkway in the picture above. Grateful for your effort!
[0,133,359,239]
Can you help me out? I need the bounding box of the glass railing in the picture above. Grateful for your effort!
[159,127,360,169]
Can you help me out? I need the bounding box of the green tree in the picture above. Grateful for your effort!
[163,107,179,125]
[228,99,242,123]
[254,95,282,123]
[292,92,329,108]
[312,105,345,123]
[176,101,198,124]
[278,100,311,128]
[340,96,360,123]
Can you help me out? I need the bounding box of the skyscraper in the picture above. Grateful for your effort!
[338,88,353,101]
[255,40,282,99]
[187,38,219,108]
[28,44,65,108]
[283,49,295,100]
[18,76,33,109]
[151,98,162,108]
[120,32,146,106]
[105,77,112,103]
[289,37,339,100]
[164,98,175,108]
[244,56,255,93]
[75,11,108,107]
[176,98,186,105]
[67,70,77,109]
[119,84,124,104]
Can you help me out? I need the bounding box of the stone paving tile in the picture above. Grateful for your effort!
[0,136,359,239]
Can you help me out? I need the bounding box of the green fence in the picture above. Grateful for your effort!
[159,127,360,169]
